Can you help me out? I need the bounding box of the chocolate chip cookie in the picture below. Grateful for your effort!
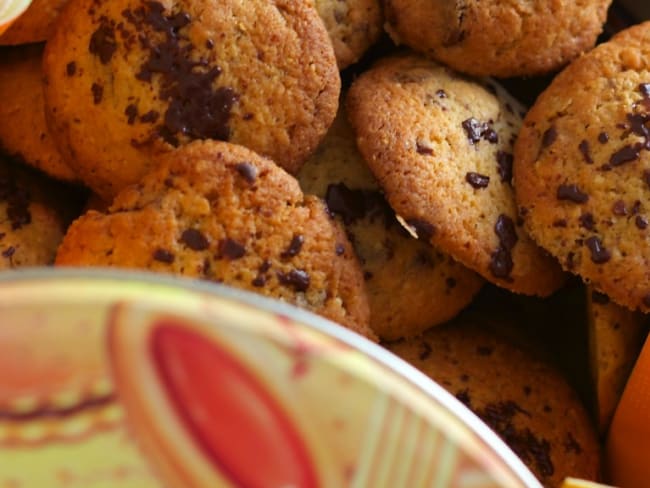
[347,54,565,296]
[0,152,79,269]
[56,140,374,339]
[383,0,612,77]
[298,103,483,340]
[314,0,382,69]
[387,315,601,487]
[0,44,77,182]
[515,22,650,312]
[43,0,340,199]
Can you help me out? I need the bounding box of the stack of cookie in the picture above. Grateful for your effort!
[1,0,648,485]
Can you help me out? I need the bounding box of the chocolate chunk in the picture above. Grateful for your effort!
[465,172,490,189]
[541,126,558,149]
[406,219,435,240]
[455,389,471,407]
[585,236,611,264]
[140,110,159,123]
[153,248,174,263]
[325,183,393,227]
[252,276,266,287]
[66,61,77,76]
[552,219,567,227]
[219,238,245,260]
[556,184,588,204]
[2,246,15,258]
[281,234,304,259]
[636,215,648,230]
[461,118,497,145]
[180,228,209,251]
[612,200,627,216]
[489,214,518,279]
[496,151,513,183]
[598,132,609,144]
[0,182,31,230]
[419,341,432,360]
[205,39,214,49]
[627,113,650,139]
[578,140,593,164]
[91,83,103,104]
[591,290,610,304]
[89,22,117,64]
[495,214,518,250]
[639,83,650,97]
[579,213,595,231]
[125,2,239,145]
[436,89,447,98]
[125,104,138,124]
[610,145,640,167]
[235,162,257,183]
[416,141,434,155]
[335,243,345,256]
[277,269,310,292]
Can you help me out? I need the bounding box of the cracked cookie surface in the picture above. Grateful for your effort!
[56,140,374,339]
[44,0,340,199]
[347,54,565,296]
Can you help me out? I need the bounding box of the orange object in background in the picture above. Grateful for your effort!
[0,0,32,35]
[606,334,650,487]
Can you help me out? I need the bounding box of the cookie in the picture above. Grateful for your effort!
[0,152,79,269]
[382,0,612,78]
[386,316,601,487]
[0,0,69,45]
[55,140,374,339]
[43,0,340,199]
[514,22,650,313]
[347,54,565,296]
[0,44,77,182]
[298,103,483,340]
[314,0,382,69]
[586,286,648,434]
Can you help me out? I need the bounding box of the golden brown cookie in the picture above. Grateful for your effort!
[56,140,374,339]
[298,103,483,340]
[0,44,77,182]
[347,54,565,296]
[314,0,382,69]
[43,0,340,199]
[382,0,612,78]
[586,286,648,435]
[386,316,601,487]
[0,0,69,45]
[0,153,79,269]
[515,22,650,313]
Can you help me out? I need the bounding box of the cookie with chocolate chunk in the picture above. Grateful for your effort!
[515,22,650,313]
[0,0,69,45]
[43,0,339,199]
[387,315,601,487]
[56,140,373,339]
[299,104,483,340]
[383,0,611,78]
[347,54,565,296]
[0,44,77,182]
[314,0,382,69]
[0,153,78,269]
